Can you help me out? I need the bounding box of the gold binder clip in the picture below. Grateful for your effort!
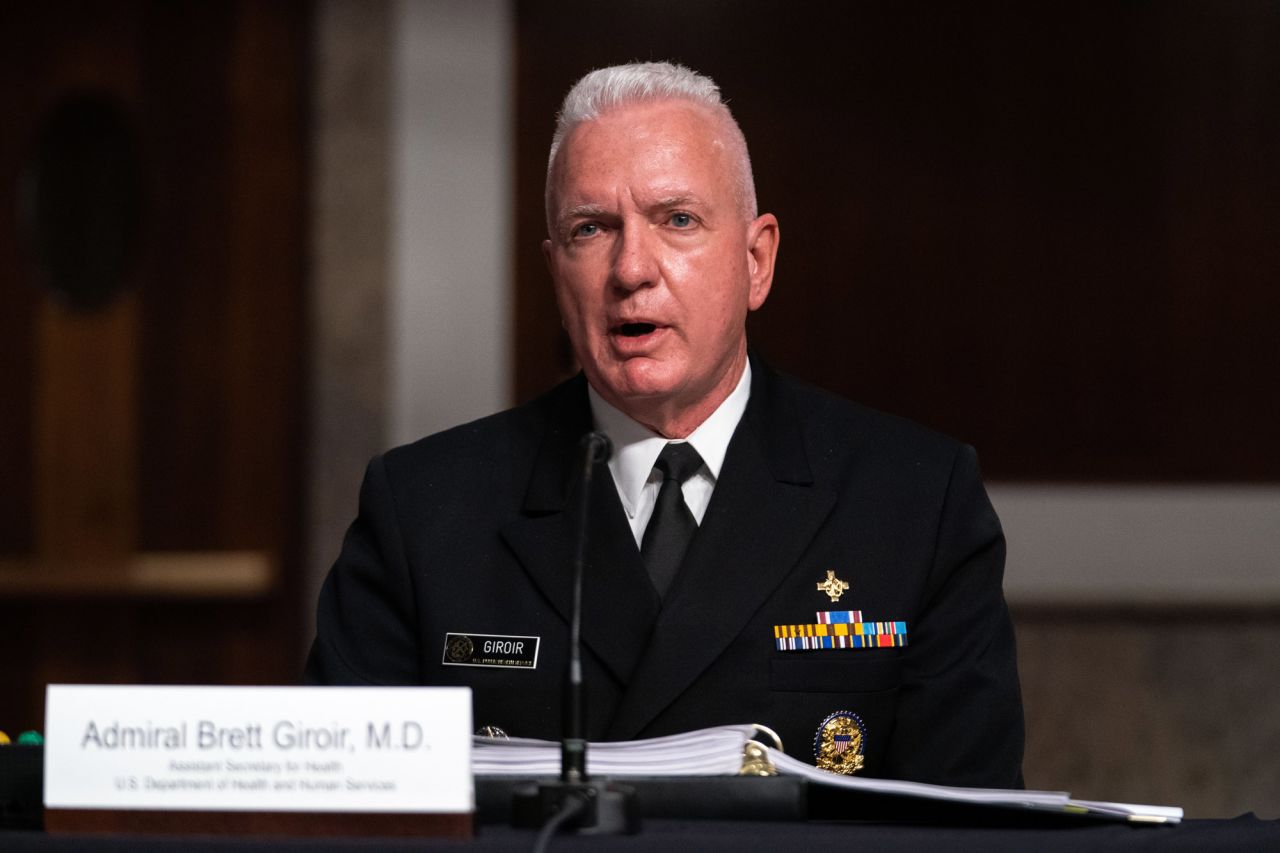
[739,723,783,776]
[740,741,777,776]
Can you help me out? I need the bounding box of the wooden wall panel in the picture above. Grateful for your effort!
[0,0,309,731]
[514,1,1280,481]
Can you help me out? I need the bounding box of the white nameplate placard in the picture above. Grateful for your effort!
[44,685,473,813]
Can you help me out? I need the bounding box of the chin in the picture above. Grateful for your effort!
[617,360,685,398]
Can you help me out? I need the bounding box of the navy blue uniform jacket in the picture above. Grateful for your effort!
[306,358,1024,788]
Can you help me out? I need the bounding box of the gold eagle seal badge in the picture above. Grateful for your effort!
[814,710,866,775]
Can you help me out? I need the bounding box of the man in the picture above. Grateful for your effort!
[307,62,1024,788]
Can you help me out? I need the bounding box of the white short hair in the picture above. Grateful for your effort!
[545,61,758,229]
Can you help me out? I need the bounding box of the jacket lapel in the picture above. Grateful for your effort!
[606,361,837,738]
[499,377,661,686]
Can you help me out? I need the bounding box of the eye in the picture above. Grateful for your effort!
[669,212,694,228]
[573,222,600,239]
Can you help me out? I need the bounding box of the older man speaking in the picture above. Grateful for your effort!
[307,62,1024,789]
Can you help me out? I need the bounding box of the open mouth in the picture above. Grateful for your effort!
[616,322,657,337]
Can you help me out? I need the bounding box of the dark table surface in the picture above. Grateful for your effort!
[5,814,1279,853]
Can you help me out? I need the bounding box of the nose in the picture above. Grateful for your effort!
[610,223,658,291]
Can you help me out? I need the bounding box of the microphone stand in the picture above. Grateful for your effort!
[511,432,639,835]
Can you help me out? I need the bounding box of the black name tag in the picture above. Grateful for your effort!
[442,633,540,669]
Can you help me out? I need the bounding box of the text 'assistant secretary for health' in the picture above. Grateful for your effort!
[306,62,1024,788]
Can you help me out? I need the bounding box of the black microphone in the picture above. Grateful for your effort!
[562,431,611,783]
[512,430,639,836]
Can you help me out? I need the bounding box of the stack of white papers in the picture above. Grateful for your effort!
[473,724,757,777]
[766,750,1183,822]
[472,725,1183,824]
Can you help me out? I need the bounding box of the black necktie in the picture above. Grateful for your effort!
[641,442,704,598]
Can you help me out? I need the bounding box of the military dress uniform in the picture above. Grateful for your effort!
[305,357,1024,788]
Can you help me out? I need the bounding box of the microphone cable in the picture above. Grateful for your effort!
[530,791,587,853]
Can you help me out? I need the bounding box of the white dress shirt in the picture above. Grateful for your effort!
[588,362,752,548]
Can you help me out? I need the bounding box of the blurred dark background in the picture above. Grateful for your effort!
[513,1,1279,481]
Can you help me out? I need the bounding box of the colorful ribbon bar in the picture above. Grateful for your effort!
[773,621,909,651]
[816,610,863,624]
[774,621,908,638]
[775,633,907,651]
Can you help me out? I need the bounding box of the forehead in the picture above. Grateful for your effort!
[551,100,735,207]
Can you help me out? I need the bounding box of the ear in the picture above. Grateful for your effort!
[541,238,554,274]
[541,239,570,330]
[744,213,779,311]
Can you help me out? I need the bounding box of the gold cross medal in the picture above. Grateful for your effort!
[814,710,866,775]
[816,570,850,602]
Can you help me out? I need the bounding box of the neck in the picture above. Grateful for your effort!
[638,408,715,440]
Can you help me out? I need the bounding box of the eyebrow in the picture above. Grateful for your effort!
[559,194,705,218]
[651,195,705,210]
[559,203,607,221]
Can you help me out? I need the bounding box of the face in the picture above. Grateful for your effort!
[543,100,779,436]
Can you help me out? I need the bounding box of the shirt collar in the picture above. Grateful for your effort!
[588,361,752,514]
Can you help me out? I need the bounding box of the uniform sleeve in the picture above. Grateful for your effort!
[884,444,1025,788]
[304,454,422,685]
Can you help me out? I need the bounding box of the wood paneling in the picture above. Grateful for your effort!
[34,296,139,562]
[514,1,1280,481]
[0,0,309,731]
